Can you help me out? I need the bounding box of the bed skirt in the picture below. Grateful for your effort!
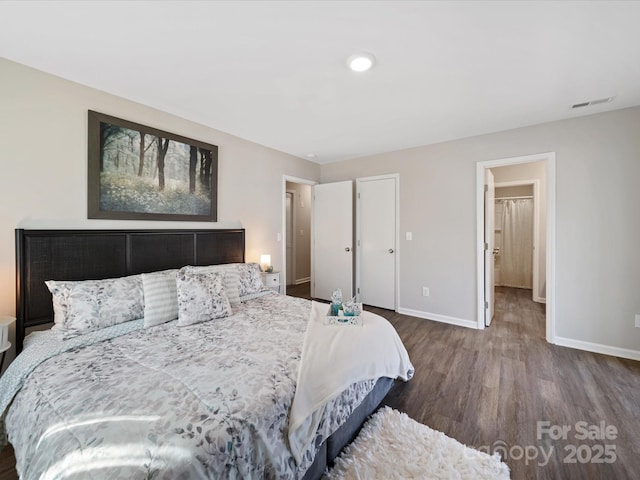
[302,377,394,480]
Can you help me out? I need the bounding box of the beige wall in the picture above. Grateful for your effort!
[492,161,546,299]
[0,58,320,369]
[285,181,312,283]
[321,106,640,354]
[2,55,639,361]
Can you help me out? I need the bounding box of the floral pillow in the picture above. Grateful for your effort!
[176,269,232,327]
[237,262,264,297]
[45,275,144,339]
[182,264,241,306]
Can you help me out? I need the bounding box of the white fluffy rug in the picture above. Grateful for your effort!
[324,407,510,480]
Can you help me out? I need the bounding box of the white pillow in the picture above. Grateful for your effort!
[142,270,179,328]
[176,269,232,326]
[182,264,241,306]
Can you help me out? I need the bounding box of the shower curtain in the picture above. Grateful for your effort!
[500,198,533,289]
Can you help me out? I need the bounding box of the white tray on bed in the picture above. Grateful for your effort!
[325,305,363,326]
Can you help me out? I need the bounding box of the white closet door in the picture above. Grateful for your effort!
[484,169,495,326]
[312,181,353,301]
[357,175,397,310]
[285,192,294,285]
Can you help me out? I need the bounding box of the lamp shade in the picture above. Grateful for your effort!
[260,254,271,272]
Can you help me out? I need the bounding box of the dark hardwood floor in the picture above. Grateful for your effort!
[285,281,313,300]
[0,446,15,480]
[2,284,638,479]
[289,284,640,480]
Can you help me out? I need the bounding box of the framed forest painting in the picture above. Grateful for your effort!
[88,110,218,221]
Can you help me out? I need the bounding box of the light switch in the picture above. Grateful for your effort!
[277,232,282,242]
[406,232,413,241]
[300,229,304,236]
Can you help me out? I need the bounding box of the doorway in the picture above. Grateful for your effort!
[282,176,316,295]
[495,189,534,289]
[476,153,556,343]
[285,191,294,286]
[493,180,543,302]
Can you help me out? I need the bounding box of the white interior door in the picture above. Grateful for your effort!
[285,192,294,285]
[312,181,353,301]
[357,176,397,310]
[484,169,495,326]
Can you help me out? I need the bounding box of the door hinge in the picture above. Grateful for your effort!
[484,242,488,251]
[484,184,488,192]
[357,193,361,199]
[357,287,360,294]
[485,301,488,309]
[357,239,360,246]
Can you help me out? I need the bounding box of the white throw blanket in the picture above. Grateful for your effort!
[288,301,414,464]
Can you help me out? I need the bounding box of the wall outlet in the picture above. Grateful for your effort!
[422,287,429,297]
[635,314,640,328]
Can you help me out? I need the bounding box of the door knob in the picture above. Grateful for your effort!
[345,247,351,252]
[388,248,394,253]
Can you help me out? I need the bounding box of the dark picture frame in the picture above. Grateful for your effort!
[88,110,218,221]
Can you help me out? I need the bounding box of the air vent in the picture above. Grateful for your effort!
[571,97,615,109]
[571,102,590,109]
[589,97,614,106]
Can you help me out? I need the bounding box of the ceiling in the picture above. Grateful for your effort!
[1,1,639,164]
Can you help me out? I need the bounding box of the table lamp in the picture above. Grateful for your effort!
[260,254,272,272]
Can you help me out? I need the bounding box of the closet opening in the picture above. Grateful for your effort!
[493,180,543,303]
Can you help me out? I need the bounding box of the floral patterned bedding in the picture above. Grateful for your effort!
[3,293,378,480]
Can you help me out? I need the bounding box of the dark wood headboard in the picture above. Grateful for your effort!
[15,228,245,353]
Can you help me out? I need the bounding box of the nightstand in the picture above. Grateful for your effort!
[261,271,281,293]
[0,342,10,373]
[0,316,15,373]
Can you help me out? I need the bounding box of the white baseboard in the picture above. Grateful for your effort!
[295,277,310,285]
[397,307,478,330]
[554,336,640,362]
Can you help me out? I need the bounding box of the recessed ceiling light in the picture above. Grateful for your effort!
[306,153,317,159]
[347,52,376,72]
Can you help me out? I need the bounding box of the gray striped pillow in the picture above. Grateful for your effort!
[142,269,179,328]
[220,266,241,306]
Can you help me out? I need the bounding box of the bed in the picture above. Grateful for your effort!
[1,229,413,479]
